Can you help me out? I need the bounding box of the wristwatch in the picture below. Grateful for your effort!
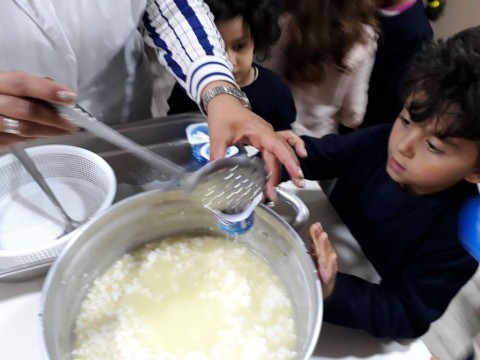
[202,86,251,114]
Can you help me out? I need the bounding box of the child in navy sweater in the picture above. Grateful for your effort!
[167,0,297,136]
[302,26,480,339]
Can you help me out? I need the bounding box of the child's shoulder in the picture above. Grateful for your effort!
[248,63,293,98]
[254,63,286,84]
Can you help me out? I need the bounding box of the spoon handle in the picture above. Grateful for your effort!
[10,143,76,232]
[54,104,185,177]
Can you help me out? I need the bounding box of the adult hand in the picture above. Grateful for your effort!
[309,222,338,300]
[0,71,78,147]
[203,81,304,200]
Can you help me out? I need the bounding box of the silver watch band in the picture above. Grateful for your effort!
[202,86,251,114]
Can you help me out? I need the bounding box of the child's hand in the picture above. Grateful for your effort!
[276,130,307,158]
[309,222,338,299]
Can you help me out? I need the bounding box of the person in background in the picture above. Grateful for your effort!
[0,0,304,199]
[424,0,447,22]
[359,0,446,129]
[299,26,480,338]
[262,0,378,138]
[167,0,305,156]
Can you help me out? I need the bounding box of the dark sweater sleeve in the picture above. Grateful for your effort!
[324,225,478,338]
[296,125,391,180]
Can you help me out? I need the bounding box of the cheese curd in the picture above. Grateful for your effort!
[73,235,297,360]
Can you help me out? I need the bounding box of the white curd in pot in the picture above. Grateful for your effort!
[72,235,297,360]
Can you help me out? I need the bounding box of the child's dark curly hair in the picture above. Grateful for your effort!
[403,26,480,141]
[204,0,281,60]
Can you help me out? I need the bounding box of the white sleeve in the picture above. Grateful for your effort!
[142,0,235,104]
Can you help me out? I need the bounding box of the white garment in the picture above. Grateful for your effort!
[0,0,233,124]
[264,17,377,138]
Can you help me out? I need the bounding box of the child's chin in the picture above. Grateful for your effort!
[386,167,406,187]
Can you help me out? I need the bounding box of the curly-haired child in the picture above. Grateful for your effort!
[301,26,480,339]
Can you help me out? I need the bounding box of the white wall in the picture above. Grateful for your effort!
[430,0,480,39]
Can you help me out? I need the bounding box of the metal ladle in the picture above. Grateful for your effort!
[10,143,82,237]
[55,105,266,221]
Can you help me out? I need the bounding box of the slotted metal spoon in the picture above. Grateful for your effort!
[9,143,82,237]
[55,105,266,220]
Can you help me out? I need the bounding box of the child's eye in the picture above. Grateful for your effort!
[232,42,247,52]
[400,116,411,127]
[426,140,442,154]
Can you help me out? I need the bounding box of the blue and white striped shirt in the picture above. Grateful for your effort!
[142,0,235,104]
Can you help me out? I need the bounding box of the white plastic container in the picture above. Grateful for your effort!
[186,122,239,163]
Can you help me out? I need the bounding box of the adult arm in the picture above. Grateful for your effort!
[142,0,303,197]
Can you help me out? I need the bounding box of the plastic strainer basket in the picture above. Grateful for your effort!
[0,144,116,277]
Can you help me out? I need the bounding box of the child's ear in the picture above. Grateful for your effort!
[464,168,480,184]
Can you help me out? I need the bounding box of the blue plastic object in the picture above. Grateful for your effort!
[458,196,480,261]
[186,122,239,164]
[186,123,210,163]
[199,143,239,164]
[216,211,255,236]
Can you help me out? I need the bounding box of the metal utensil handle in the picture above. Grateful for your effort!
[55,105,185,177]
[10,144,75,231]
[0,258,55,279]
[275,187,310,230]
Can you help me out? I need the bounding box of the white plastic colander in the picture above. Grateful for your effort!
[0,144,116,277]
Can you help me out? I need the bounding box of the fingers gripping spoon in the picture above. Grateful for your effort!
[55,105,266,225]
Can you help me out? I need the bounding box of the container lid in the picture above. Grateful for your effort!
[198,143,239,162]
[186,122,210,145]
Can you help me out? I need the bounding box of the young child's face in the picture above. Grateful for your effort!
[387,101,480,195]
[216,16,255,87]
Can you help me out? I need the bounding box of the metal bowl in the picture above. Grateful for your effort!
[40,188,322,359]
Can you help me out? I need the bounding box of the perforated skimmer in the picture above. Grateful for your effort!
[56,105,266,220]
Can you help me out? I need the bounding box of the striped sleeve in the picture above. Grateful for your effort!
[142,0,236,105]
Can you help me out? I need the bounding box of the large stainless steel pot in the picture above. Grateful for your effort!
[41,188,322,359]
